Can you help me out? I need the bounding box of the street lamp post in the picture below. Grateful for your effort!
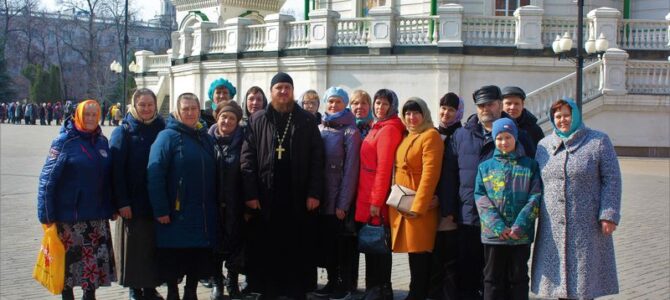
[122,0,129,112]
[552,0,609,113]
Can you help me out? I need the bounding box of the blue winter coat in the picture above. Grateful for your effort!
[109,113,165,218]
[319,110,362,215]
[147,115,219,248]
[447,113,536,226]
[37,119,113,223]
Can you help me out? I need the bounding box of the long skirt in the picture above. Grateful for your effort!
[113,217,161,288]
[57,220,116,290]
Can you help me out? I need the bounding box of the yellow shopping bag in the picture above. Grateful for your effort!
[32,224,65,294]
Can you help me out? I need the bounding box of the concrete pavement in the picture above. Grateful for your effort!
[1,124,668,300]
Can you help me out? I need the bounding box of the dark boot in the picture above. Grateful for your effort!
[226,272,242,300]
[61,287,74,300]
[143,287,165,300]
[210,276,224,300]
[129,288,143,300]
[81,289,96,300]
[166,284,180,300]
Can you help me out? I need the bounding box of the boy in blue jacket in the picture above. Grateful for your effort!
[474,118,542,300]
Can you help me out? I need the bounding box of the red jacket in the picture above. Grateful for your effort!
[355,115,405,224]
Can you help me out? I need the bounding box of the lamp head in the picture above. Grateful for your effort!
[595,32,609,53]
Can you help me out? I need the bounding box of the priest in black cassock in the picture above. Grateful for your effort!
[240,72,325,299]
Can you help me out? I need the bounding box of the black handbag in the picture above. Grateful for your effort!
[357,216,391,254]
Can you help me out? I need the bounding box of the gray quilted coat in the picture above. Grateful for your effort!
[531,125,621,299]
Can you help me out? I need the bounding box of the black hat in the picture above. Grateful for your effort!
[472,85,502,105]
[501,86,526,101]
[270,72,293,89]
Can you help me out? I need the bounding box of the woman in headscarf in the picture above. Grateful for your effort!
[203,78,237,127]
[313,87,361,300]
[349,90,374,138]
[430,92,464,300]
[354,89,405,300]
[37,100,116,300]
[110,88,166,300]
[531,98,621,300]
[147,93,219,300]
[207,101,246,300]
[242,86,268,121]
[390,97,444,300]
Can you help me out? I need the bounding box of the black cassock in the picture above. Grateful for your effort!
[241,104,325,299]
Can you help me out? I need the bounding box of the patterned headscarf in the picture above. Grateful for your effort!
[73,100,101,133]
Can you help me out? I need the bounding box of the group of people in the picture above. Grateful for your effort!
[1,101,74,125]
[37,71,622,300]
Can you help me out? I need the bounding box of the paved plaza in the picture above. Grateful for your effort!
[1,123,668,300]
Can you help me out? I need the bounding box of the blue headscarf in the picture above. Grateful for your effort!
[208,78,237,102]
[322,87,350,122]
[550,97,583,139]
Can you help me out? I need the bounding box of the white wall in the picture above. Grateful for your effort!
[631,0,670,20]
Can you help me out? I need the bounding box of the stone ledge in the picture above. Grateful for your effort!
[615,146,670,158]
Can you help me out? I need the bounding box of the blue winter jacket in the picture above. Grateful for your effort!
[109,113,165,218]
[447,113,536,226]
[147,115,219,248]
[319,110,362,215]
[37,118,114,223]
[474,148,542,245]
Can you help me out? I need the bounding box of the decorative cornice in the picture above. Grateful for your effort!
[171,0,285,12]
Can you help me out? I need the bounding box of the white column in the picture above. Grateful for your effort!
[514,5,544,49]
[134,50,155,73]
[367,6,396,48]
[601,48,629,96]
[666,13,670,49]
[264,13,295,52]
[308,9,339,50]
[437,4,463,48]
[170,32,180,59]
[190,21,217,56]
[587,7,621,49]
[223,17,254,54]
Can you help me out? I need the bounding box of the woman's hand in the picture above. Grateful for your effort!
[119,206,132,219]
[499,228,512,240]
[306,197,320,211]
[156,215,171,224]
[246,199,261,210]
[370,205,380,217]
[429,195,439,209]
[601,220,617,235]
[336,208,346,220]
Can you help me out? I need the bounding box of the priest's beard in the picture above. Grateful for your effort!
[271,99,295,113]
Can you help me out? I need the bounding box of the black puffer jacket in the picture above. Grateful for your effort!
[240,103,325,221]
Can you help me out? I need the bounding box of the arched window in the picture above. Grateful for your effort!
[495,0,530,16]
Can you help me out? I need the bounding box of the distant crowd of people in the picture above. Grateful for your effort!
[0,100,126,126]
[37,72,622,300]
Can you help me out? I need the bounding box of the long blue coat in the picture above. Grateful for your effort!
[318,110,361,215]
[109,113,165,217]
[531,125,621,299]
[147,115,219,249]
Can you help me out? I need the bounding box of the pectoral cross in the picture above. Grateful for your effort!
[276,145,286,160]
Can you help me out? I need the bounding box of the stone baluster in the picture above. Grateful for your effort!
[587,7,621,49]
[367,6,396,51]
[223,17,254,54]
[134,50,155,73]
[666,13,670,49]
[437,4,464,47]
[308,9,340,50]
[514,5,544,49]
[264,13,295,52]
[601,48,629,95]
[191,21,218,56]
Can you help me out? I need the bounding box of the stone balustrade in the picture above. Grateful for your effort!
[145,6,668,66]
[626,60,670,94]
